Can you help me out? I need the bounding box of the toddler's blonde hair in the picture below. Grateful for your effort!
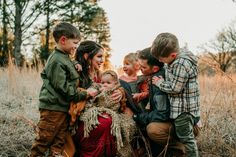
[124,52,138,64]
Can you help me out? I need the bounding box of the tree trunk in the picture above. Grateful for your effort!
[1,0,9,66]
[45,0,50,58]
[13,0,23,67]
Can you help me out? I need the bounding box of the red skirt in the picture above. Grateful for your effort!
[73,114,117,157]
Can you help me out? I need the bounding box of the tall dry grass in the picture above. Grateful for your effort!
[0,63,235,156]
[198,74,236,157]
[0,63,42,157]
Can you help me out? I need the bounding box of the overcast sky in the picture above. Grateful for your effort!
[98,0,236,67]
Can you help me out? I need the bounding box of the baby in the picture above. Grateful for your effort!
[92,70,127,112]
[68,70,126,126]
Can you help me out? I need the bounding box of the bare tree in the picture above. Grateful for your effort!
[201,20,236,72]
[7,0,42,66]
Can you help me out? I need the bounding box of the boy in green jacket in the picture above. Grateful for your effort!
[30,22,97,157]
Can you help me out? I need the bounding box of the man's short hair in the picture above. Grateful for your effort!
[138,47,164,68]
[52,22,81,43]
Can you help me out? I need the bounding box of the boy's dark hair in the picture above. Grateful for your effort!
[151,32,179,59]
[138,47,164,68]
[53,22,81,43]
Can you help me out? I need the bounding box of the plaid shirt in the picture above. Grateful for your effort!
[156,51,200,119]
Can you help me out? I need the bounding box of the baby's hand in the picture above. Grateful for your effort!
[86,87,98,98]
[100,86,107,92]
[152,76,163,86]
[75,63,82,72]
[132,93,140,103]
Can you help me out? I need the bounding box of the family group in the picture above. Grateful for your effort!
[29,22,200,157]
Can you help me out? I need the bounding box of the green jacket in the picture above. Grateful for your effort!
[39,49,87,112]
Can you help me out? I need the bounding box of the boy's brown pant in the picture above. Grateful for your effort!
[146,122,200,156]
[30,109,68,157]
[62,133,76,157]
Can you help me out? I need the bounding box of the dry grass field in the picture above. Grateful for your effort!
[0,64,235,157]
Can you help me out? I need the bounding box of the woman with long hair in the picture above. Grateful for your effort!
[73,40,120,157]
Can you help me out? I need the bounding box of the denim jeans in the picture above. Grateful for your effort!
[174,113,199,157]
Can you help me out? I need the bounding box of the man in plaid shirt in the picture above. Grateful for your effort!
[151,32,200,157]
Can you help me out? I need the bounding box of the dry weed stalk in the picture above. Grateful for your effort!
[7,52,17,95]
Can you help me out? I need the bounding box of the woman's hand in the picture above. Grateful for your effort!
[111,89,123,103]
